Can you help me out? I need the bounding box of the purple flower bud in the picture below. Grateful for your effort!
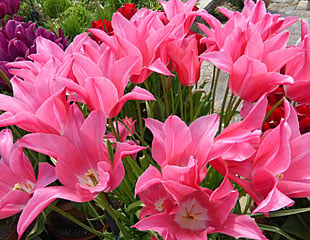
[0,2,7,19]
[8,39,27,60]
[0,16,69,91]
[0,0,20,17]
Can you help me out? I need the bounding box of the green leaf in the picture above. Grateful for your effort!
[258,224,295,240]
[26,212,47,240]
[251,207,310,218]
[126,200,144,214]
[281,213,310,239]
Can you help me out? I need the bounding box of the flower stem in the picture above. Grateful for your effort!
[135,100,144,143]
[96,193,131,240]
[219,80,230,132]
[189,86,193,122]
[48,204,106,238]
[161,75,170,117]
[211,67,220,113]
[178,81,184,119]
[0,69,12,90]
[109,118,121,142]
[225,98,242,126]
[263,98,284,124]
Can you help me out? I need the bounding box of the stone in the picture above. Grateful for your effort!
[296,1,310,10]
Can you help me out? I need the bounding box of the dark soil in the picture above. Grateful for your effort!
[47,211,103,240]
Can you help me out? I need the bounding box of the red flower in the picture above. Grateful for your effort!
[295,104,310,134]
[90,18,113,42]
[118,3,137,20]
[91,19,113,35]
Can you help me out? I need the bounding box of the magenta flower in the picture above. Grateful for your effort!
[134,162,266,239]
[210,94,267,162]
[215,99,310,214]
[61,48,155,118]
[166,34,202,86]
[89,9,174,84]
[0,16,68,90]
[17,105,146,236]
[145,114,219,181]
[0,59,70,134]
[285,20,310,104]
[0,129,56,228]
[200,22,298,101]
[198,0,300,102]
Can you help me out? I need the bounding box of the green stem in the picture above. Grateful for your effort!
[189,86,193,122]
[219,80,230,132]
[135,100,144,143]
[211,67,220,113]
[170,87,175,114]
[225,98,242,127]
[48,204,105,238]
[161,75,170,117]
[178,81,184,119]
[108,118,120,142]
[0,68,12,90]
[96,193,131,240]
[263,98,284,124]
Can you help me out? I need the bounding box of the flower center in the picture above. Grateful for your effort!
[174,198,208,231]
[276,173,284,180]
[155,198,165,212]
[79,169,99,187]
[13,181,34,193]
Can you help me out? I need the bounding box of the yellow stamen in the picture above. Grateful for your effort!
[86,170,99,186]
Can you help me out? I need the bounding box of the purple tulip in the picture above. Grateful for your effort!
[0,16,69,91]
[0,2,7,19]
[0,0,20,17]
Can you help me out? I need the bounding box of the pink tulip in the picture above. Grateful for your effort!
[145,114,219,181]
[166,34,201,86]
[217,0,297,41]
[134,163,266,239]
[200,22,298,101]
[89,9,174,83]
[61,53,155,118]
[285,20,310,104]
[0,129,56,233]
[210,94,267,162]
[159,0,197,21]
[0,59,69,134]
[17,105,145,236]
[105,117,136,142]
[215,99,310,214]
[159,0,199,36]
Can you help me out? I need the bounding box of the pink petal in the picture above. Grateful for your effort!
[0,190,29,220]
[0,129,13,165]
[111,142,146,191]
[144,118,166,165]
[278,181,310,198]
[213,214,267,240]
[135,165,162,196]
[34,162,56,190]
[162,115,191,166]
[17,186,91,238]
[254,121,291,174]
[199,51,233,73]
[148,58,173,77]
[110,86,155,118]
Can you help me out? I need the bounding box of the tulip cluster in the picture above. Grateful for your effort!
[0,0,309,239]
[0,16,68,90]
[0,0,20,19]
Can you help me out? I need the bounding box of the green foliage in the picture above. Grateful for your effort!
[60,4,92,40]
[42,0,70,18]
